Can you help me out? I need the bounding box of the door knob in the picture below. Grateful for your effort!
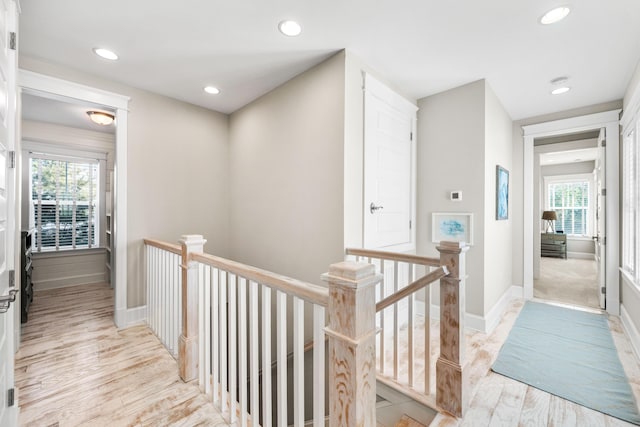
[370,202,384,214]
[0,288,19,313]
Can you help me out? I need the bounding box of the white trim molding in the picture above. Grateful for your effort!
[19,69,131,328]
[621,305,640,361]
[522,109,622,316]
[422,285,523,334]
[125,305,148,328]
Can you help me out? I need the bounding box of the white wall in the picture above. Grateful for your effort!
[228,51,346,286]
[19,56,231,308]
[483,82,513,314]
[417,80,486,317]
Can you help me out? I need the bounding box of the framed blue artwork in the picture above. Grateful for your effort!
[432,212,474,245]
[496,165,509,220]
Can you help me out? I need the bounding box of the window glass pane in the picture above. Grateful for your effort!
[547,180,590,236]
[30,157,99,251]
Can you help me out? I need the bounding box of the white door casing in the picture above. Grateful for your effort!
[363,73,417,251]
[596,128,606,309]
[0,0,18,425]
[523,110,621,315]
[18,71,130,328]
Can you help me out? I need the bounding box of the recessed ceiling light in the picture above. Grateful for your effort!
[93,48,118,61]
[278,20,302,37]
[551,87,571,95]
[204,86,220,95]
[550,76,569,86]
[540,7,571,25]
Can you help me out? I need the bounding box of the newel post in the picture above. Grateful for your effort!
[436,241,469,417]
[178,234,206,382]
[322,261,382,427]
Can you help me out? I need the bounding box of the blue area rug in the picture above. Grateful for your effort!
[492,301,640,425]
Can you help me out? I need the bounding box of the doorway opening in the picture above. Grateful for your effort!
[18,70,130,328]
[522,109,620,316]
[533,131,602,310]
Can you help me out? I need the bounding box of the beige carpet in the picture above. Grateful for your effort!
[534,257,600,309]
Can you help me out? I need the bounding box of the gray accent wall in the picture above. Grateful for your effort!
[228,51,346,286]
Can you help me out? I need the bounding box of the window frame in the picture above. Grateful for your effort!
[24,141,107,254]
[543,173,595,238]
[622,121,640,286]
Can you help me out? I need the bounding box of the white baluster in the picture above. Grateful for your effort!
[212,267,220,405]
[229,273,237,423]
[198,263,205,391]
[239,277,248,426]
[293,297,304,427]
[220,271,228,416]
[262,286,272,427]
[204,264,212,395]
[393,260,399,380]
[276,291,287,427]
[249,280,260,427]
[313,305,325,427]
[408,263,414,387]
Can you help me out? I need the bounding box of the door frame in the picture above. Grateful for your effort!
[522,109,621,315]
[17,70,130,327]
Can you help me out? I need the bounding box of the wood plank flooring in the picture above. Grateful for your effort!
[15,283,228,427]
[427,299,640,427]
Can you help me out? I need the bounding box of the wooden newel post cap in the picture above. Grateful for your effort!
[179,234,207,248]
[321,261,381,289]
[436,241,469,254]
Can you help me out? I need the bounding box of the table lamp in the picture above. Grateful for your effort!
[542,210,557,233]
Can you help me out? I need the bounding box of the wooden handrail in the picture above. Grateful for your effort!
[191,252,329,307]
[144,238,182,255]
[346,247,440,267]
[376,265,448,312]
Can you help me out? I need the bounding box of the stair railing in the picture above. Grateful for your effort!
[143,236,469,424]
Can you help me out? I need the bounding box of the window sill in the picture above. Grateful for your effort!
[567,235,594,241]
[32,247,107,259]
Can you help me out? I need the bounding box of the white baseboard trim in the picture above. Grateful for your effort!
[567,251,596,260]
[621,304,640,361]
[125,305,148,327]
[418,285,523,334]
[34,273,106,291]
[114,305,147,329]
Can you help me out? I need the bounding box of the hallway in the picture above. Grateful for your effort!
[15,283,226,426]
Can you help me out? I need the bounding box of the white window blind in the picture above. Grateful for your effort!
[31,156,99,252]
[622,127,638,281]
[545,175,592,236]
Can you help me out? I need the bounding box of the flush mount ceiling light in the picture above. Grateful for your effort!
[278,20,302,37]
[540,6,571,25]
[87,111,115,126]
[204,86,220,95]
[92,48,118,60]
[551,86,571,95]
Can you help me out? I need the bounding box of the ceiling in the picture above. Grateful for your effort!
[539,148,598,166]
[22,93,116,134]
[18,1,640,120]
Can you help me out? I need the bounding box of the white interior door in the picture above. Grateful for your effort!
[363,74,417,250]
[0,0,17,425]
[595,128,606,309]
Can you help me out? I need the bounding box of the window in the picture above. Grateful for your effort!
[622,126,638,282]
[30,155,99,251]
[544,174,593,236]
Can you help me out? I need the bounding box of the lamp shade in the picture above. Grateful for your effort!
[542,210,557,221]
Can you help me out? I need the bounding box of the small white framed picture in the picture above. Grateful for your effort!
[432,212,474,245]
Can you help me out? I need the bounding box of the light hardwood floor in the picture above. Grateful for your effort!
[427,300,640,427]
[15,283,228,426]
